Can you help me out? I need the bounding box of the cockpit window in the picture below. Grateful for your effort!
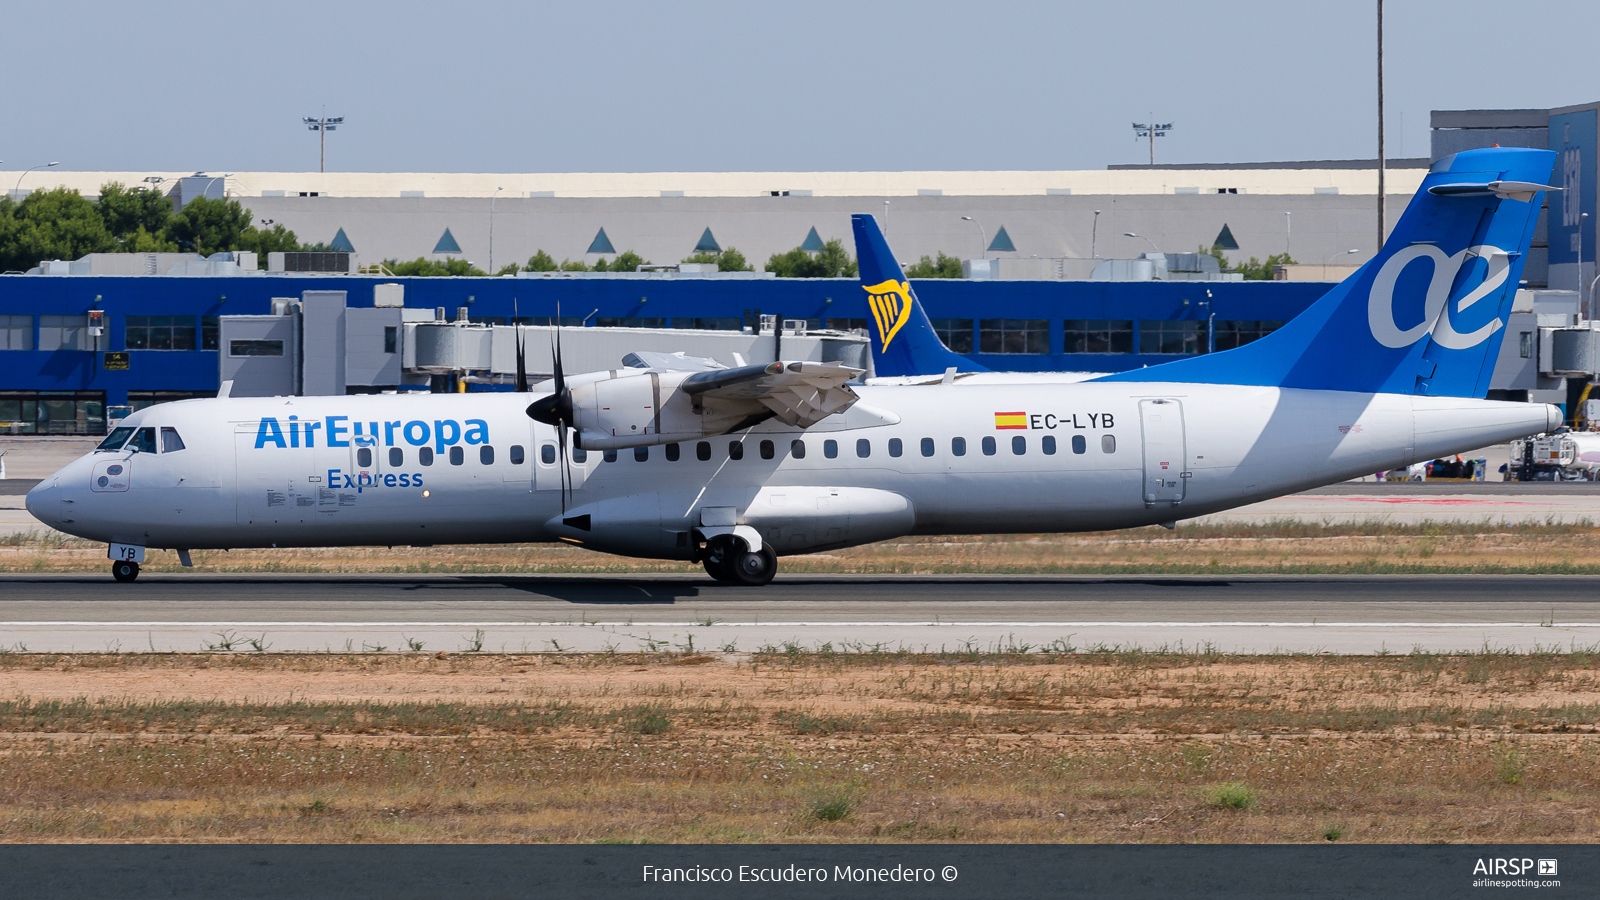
[160,427,186,453]
[126,427,157,454]
[97,427,134,451]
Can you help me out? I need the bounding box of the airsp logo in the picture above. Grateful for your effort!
[1367,244,1511,350]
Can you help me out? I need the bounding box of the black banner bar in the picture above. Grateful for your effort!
[1,844,1588,899]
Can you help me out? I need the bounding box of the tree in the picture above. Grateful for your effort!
[241,224,301,262]
[122,226,178,253]
[0,188,116,272]
[1230,251,1295,280]
[682,246,752,272]
[591,250,648,272]
[523,250,558,271]
[1203,243,1295,280]
[380,257,488,277]
[764,238,857,278]
[97,182,173,241]
[904,252,963,278]
[167,197,252,255]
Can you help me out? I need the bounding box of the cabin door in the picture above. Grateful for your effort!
[1138,399,1188,506]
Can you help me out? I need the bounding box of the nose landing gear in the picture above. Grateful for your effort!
[111,560,140,583]
[701,535,777,586]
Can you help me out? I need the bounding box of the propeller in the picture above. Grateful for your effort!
[525,303,575,512]
[513,297,529,393]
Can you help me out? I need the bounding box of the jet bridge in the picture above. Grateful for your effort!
[219,289,870,397]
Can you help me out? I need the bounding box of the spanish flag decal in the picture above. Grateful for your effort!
[863,279,914,352]
[994,411,1028,430]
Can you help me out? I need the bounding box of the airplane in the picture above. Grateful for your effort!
[27,147,1561,586]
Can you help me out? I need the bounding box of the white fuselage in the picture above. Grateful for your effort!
[27,382,1559,559]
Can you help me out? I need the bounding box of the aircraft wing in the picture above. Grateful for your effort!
[681,361,863,428]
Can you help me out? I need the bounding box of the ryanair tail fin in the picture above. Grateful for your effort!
[852,214,987,377]
[1102,147,1557,397]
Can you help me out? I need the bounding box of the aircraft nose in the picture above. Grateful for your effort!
[24,477,57,524]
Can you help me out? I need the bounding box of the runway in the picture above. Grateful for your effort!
[3,573,1597,655]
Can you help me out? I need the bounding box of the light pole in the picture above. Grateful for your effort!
[1131,116,1172,165]
[15,162,58,194]
[302,113,344,173]
[961,216,987,259]
[1377,0,1386,254]
[882,200,890,236]
[1584,212,1592,319]
[1325,248,1359,278]
[489,185,505,274]
[1124,231,1160,254]
[1285,211,1292,257]
[1091,209,1102,258]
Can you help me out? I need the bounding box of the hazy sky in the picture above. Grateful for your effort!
[6,0,1598,173]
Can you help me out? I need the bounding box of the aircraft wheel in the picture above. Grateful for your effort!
[728,545,777,587]
[112,560,140,583]
[702,536,739,582]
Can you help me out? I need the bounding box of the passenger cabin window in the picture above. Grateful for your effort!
[604,449,618,463]
[480,445,494,465]
[160,427,185,453]
[760,439,775,460]
[127,427,157,454]
[634,446,649,461]
[1072,435,1087,454]
[510,445,524,465]
[665,443,680,461]
[390,447,404,466]
[449,446,464,466]
[1042,435,1056,455]
[419,447,434,466]
[1012,435,1025,455]
[920,437,934,457]
[888,438,902,458]
[357,447,372,467]
[696,442,711,461]
[791,439,806,459]
[728,441,743,461]
[952,437,966,457]
[856,439,871,458]
[1102,434,1117,453]
[540,444,556,465]
[824,439,838,459]
[572,448,588,463]
[982,436,997,456]
[98,427,134,451]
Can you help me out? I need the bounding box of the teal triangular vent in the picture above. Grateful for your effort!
[329,228,355,252]
[587,227,616,254]
[694,227,721,254]
[1213,223,1240,250]
[432,228,461,254]
[987,225,1015,253]
[800,227,825,252]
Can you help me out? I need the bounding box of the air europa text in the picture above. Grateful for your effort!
[254,416,490,452]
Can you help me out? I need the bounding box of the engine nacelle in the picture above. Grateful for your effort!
[570,371,710,450]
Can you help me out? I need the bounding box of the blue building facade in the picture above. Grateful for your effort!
[0,273,1328,433]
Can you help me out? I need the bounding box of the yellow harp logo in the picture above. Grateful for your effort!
[864,279,913,352]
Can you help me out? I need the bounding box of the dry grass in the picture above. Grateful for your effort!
[7,519,1600,575]
[1,650,1598,843]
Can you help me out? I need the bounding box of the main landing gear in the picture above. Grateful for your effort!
[702,535,777,586]
[111,560,140,583]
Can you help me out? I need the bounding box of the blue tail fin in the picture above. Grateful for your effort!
[1101,147,1557,397]
[852,214,987,377]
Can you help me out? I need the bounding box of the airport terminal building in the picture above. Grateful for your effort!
[2,103,1597,434]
